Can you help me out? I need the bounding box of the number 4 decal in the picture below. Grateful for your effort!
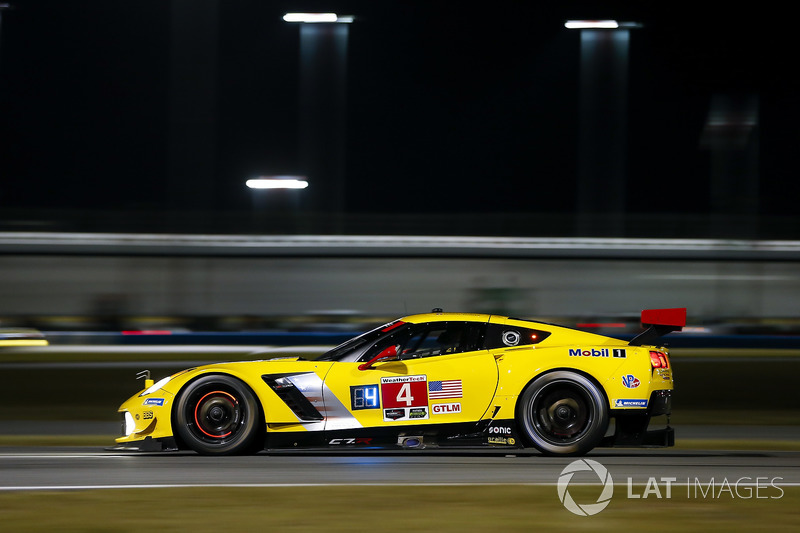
[396,382,414,406]
[380,375,428,409]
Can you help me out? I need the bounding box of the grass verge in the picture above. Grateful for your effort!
[0,435,116,447]
[674,439,800,451]
[0,485,798,532]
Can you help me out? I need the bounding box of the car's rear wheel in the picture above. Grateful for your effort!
[517,371,608,456]
[174,374,262,455]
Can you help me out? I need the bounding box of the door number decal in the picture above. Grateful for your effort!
[380,375,429,421]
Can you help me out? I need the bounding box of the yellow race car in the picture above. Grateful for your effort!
[114,308,684,456]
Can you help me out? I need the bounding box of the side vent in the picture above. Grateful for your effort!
[262,374,324,421]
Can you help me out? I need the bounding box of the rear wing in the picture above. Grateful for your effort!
[629,308,686,347]
[0,329,48,347]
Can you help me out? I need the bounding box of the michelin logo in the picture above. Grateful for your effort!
[143,398,166,406]
[615,399,648,408]
[569,348,626,358]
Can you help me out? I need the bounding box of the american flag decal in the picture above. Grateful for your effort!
[429,379,462,399]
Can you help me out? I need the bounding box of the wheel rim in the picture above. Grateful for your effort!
[189,389,244,443]
[529,381,594,445]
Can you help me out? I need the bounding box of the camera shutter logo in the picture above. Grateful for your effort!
[502,330,520,346]
[557,459,614,516]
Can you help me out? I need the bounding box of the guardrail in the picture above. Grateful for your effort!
[3,232,800,260]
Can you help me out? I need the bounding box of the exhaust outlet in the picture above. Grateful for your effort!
[398,436,424,449]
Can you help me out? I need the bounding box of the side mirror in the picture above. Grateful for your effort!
[358,345,398,371]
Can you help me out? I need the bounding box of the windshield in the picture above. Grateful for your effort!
[316,320,404,362]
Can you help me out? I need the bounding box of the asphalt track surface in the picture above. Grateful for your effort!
[2,447,798,491]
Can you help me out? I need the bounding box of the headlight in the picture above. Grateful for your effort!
[272,376,295,390]
[139,376,171,396]
[123,411,136,436]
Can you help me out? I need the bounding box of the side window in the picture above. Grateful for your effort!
[405,326,456,358]
[483,323,550,349]
[359,326,413,362]
[399,322,484,360]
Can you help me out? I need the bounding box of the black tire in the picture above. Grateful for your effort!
[517,371,608,456]
[173,374,263,455]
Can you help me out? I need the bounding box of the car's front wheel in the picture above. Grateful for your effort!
[173,374,263,455]
[517,371,608,456]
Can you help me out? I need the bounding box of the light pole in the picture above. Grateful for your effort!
[0,3,11,66]
[245,177,309,190]
[284,13,353,233]
[168,0,219,212]
[566,20,641,236]
[246,175,309,232]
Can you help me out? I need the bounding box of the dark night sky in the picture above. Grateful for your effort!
[0,1,797,223]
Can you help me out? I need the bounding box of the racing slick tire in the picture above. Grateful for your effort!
[517,371,608,456]
[174,374,263,455]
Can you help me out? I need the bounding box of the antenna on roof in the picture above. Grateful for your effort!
[432,308,443,313]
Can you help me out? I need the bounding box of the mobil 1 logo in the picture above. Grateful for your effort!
[568,348,627,358]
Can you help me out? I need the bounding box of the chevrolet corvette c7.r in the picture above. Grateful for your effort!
[114,308,684,456]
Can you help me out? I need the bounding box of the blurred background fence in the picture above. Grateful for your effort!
[1,229,799,340]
